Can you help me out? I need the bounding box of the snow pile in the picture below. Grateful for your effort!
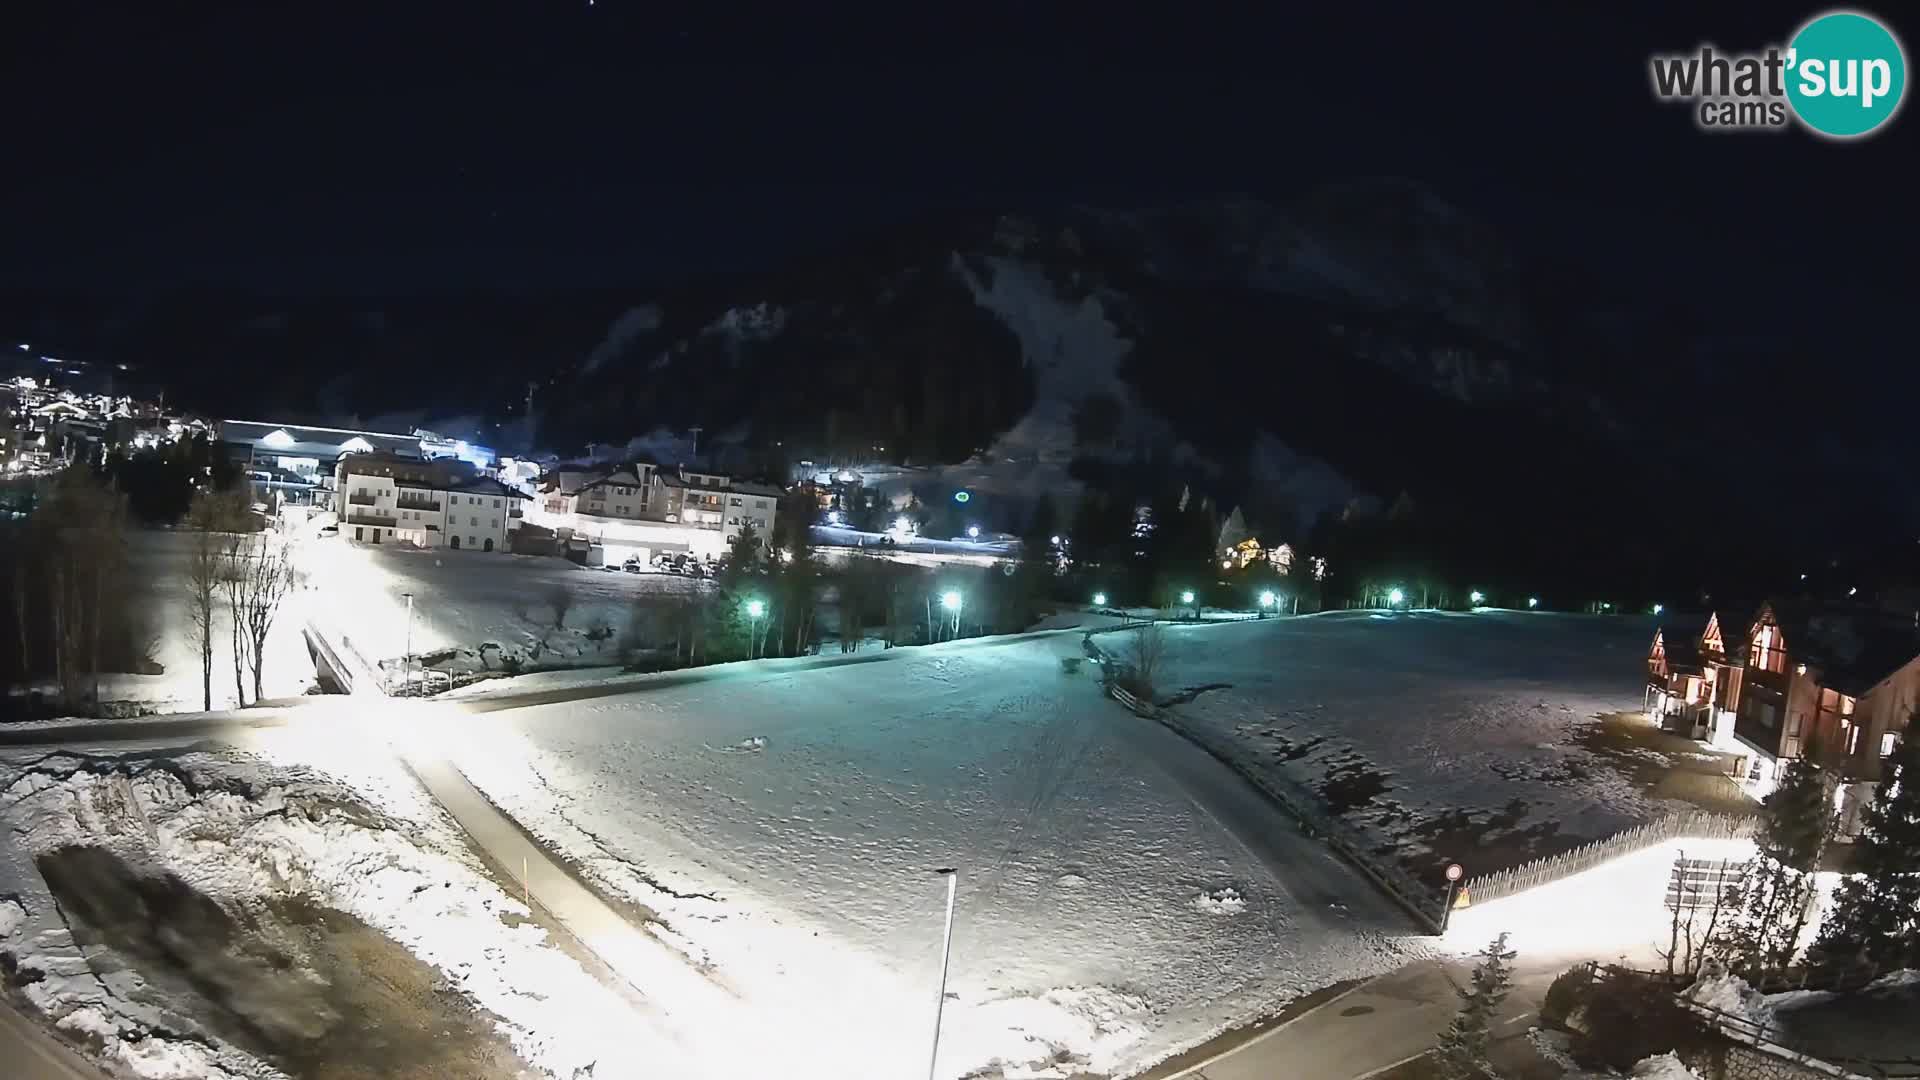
[0,740,674,1079]
[435,631,1420,1077]
[1685,973,1774,1027]
[1631,1051,1701,1079]
[1191,887,1247,915]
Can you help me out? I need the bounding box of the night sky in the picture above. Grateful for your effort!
[2,2,1909,318]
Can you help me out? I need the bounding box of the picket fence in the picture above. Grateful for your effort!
[1462,809,1755,906]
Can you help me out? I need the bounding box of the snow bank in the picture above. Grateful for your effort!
[1685,973,1774,1027]
[1631,1052,1701,1079]
[0,737,679,1079]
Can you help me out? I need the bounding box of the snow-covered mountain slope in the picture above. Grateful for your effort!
[537,183,1663,537]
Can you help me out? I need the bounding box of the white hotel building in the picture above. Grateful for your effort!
[334,452,528,551]
[530,462,783,564]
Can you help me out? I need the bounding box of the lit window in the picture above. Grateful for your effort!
[1884,733,1900,757]
[1750,624,1786,674]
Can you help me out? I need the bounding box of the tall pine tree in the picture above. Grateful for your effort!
[1436,932,1516,1080]
[1816,736,1920,968]
[1716,749,1833,973]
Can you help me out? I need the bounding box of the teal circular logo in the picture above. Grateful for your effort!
[1786,10,1907,138]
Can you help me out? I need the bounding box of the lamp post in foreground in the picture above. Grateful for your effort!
[746,598,766,659]
[927,867,958,1080]
[940,590,963,639]
[402,591,416,694]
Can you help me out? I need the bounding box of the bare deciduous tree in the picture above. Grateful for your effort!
[221,531,298,705]
[1128,622,1167,698]
[182,489,242,711]
[546,582,574,629]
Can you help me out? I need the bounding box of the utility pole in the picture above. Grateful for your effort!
[688,425,703,463]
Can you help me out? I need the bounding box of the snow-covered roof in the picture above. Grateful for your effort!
[728,480,785,498]
[448,476,531,500]
[221,419,420,459]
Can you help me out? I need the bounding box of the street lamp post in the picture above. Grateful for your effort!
[402,592,416,695]
[1180,589,1196,620]
[927,868,959,1080]
[940,590,963,639]
[746,599,766,659]
[1258,590,1275,618]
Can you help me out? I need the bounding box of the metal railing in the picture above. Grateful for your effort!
[396,497,440,512]
[346,511,397,528]
[347,492,378,505]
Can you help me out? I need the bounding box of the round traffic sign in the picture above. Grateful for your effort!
[1444,863,1464,882]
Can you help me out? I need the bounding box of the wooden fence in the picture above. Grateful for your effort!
[1462,809,1755,906]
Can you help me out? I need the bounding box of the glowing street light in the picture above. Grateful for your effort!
[1652,603,1664,615]
[1258,590,1276,618]
[1092,591,1108,607]
[939,590,963,640]
[1388,587,1405,607]
[746,598,766,658]
[966,525,980,539]
[1528,597,1539,609]
[1180,590,1195,604]
[1049,535,1061,546]
[1469,590,1485,606]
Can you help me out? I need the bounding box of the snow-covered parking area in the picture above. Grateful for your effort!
[1153,611,1680,881]
[301,538,706,676]
[435,630,1422,1079]
[0,724,674,1079]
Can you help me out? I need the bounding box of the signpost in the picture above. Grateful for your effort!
[1441,862,1464,931]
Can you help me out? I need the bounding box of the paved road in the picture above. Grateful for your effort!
[1145,959,1556,1080]
[0,1001,103,1079]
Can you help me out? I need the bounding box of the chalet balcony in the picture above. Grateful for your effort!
[346,510,397,528]
[348,492,379,506]
[396,496,441,512]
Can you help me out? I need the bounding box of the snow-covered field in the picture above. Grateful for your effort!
[436,630,1421,1078]
[1152,611,1673,879]
[301,537,705,677]
[0,723,674,1079]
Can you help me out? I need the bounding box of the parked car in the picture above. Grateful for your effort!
[622,557,643,573]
